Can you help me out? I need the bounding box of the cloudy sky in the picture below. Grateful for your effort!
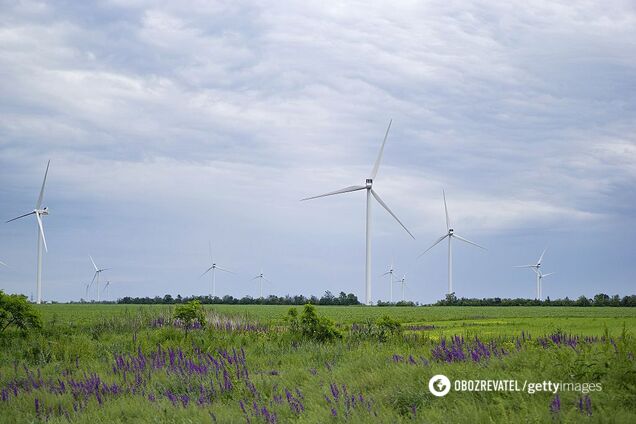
[1,0,634,303]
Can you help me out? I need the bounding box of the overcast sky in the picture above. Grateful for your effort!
[1,0,634,303]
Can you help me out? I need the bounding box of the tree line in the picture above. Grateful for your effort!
[111,291,361,306]
[434,293,636,307]
[65,291,636,307]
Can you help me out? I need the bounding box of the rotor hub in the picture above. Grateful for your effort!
[365,179,373,188]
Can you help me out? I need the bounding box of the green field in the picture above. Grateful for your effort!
[1,304,635,423]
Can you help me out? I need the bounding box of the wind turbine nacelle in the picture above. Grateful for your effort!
[365,179,373,187]
[448,228,454,234]
[39,208,49,216]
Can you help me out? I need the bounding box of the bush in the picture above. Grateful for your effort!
[286,304,341,342]
[0,290,42,335]
[376,315,402,340]
[173,300,206,333]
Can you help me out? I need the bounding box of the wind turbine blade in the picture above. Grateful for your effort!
[200,266,214,277]
[537,248,547,265]
[513,265,534,268]
[36,160,50,209]
[371,189,415,239]
[542,272,555,278]
[90,271,98,286]
[300,185,365,201]
[453,234,486,250]
[6,211,36,223]
[417,234,448,258]
[215,266,235,274]
[263,277,272,284]
[369,119,392,180]
[89,256,98,271]
[36,213,48,252]
[251,275,261,280]
[0,260,7,267]
[100,268,112,272]
[442,188,450,231]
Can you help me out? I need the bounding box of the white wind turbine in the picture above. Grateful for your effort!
[103,281,111,301]
[418,189,485,295]
[514,249,555,300]
[383,261,398,302]
[200,242,235,298]
[251,270,271,299]
[398,274,407,302]
[6,160,50,304]
[89,256,110,302]
[301,120,415,305]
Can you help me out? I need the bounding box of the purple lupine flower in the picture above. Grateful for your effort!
[550,394,560,413]
[330,383,340,400]
[35,398,40,416]
[585,395,592,416]
[180,394,189,407]
[331,407,337,417]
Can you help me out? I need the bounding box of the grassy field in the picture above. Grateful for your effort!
[0,304,634,423]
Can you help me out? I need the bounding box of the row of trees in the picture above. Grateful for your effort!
[114,291,360,306]
[435,293,636,307]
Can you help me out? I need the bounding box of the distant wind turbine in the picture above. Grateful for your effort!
[398,274,407,302]
[89,256,110,302]
[200,242,235,298]
[301,120,415,305]
[6,160,50,304]
[0,260,7,267]
[514,249,555,300]
[418,189,486,295]
[103,281,111,301]
[251,270,271,299]
[383,261,398,302]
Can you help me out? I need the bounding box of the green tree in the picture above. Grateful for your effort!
[0,290,42,335]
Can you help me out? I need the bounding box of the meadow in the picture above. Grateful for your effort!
[0,304,634,423]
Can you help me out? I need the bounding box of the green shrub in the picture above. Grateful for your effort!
[173,300,206,333]
[0,290,42,335]
[286,304,341,342]
[376,315,402,340]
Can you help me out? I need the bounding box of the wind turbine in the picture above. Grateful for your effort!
[6,160,50,304]
[418,189,485,295]
[383,261,398,302]
[514,249,554,300]
[251,270,271,299]
[398,274,407,302]
[103,281,111,301]
[200,242,235,298]
[301,120,415,305]
[84,283,91,300]
[89,256,110,302]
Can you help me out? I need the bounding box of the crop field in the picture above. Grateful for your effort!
[1,304,635,423]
